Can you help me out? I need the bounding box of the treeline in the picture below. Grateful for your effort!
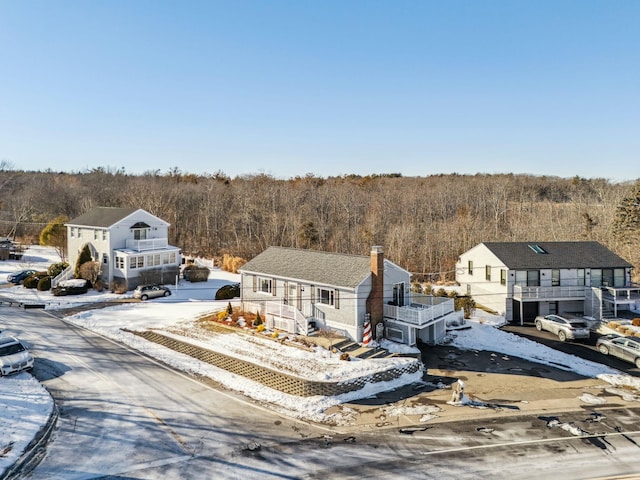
[1,166,638,281]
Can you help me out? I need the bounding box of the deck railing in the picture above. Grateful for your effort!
[384,298,455,327]
[125,238,168,251]
[513,285,586,300]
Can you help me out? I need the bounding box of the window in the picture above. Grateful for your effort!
[317,287,338,307]
[614,268,625,287]
[137,256,144,268]
[77,228,82,238]
[552,270,560,287]
[129,256,144,269]
[468,261,473,275]
[259,277,273,294]
[528,244,547,254]
[485,265,491,281]
[116,256,124,269]
[577,269,585,286]
[94,229,98,240]
[102,230,107,241]
[169,252,176,264]
[515,270,540,287]
[133,228,147,240]
[500,269,506,286]
[70,228,75,238]
[591,269,602,287]
[103,254,108,264]
[152,254,160,266]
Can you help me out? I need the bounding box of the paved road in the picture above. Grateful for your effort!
[5,306,640,479]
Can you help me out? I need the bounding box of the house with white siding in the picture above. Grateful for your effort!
[61,207,181,290]
[456,241,638,324]
[239,246,459,346]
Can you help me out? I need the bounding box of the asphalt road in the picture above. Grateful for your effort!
[5,305,640,479]
[501,322,640,376]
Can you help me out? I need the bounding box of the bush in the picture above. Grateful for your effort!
[183,265,210,282]
[253,311,263,326]
[215,283,240,300]
[23,272,48,289]
[256,324,266,333]
[110,280,127,294]
[217,310,228,321]
[633,318,640,327]
[48,262,69,278]
[37,276,52,291]
[221,254,247,273]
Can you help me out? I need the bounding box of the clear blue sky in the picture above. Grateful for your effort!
[1,1,638,180]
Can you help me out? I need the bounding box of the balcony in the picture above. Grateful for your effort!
[513,285,586,301]
[125,238,169,252]
[384,298,455,327]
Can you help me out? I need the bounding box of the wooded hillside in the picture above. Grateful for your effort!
[1,167,638,281]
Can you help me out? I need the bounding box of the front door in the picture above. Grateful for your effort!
[393,283,405,307]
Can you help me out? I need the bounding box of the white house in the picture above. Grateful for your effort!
[239,246,459,346]
[456,241,638,324]
[62,207,181,290]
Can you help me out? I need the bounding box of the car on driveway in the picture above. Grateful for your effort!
[534,314,591,342]
[0,336,34,375]
[596,334,640,368]
[7,269,37,284]
[134,284,171,301]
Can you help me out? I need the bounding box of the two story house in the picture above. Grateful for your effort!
[239,246,460,346]
[456,241,638,324]
[62,207,181,290]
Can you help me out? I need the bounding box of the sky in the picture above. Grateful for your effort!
[1,1,639,181]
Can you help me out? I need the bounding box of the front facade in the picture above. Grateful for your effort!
[64,207,181,290]
[456,241,638,323]
[239,246,457,345]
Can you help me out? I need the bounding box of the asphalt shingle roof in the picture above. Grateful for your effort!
[67,207,139,228]
[239,246,373,289]
[482,241,633,269]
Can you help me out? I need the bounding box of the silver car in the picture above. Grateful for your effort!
[596,334,640,368]
[133,284,172,301]
[0,336,34,375]
[534,314,591,342]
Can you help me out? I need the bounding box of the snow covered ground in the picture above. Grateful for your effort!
[2,245,640,476]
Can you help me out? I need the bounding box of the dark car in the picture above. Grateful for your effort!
[596,334,640,368]
[134,284,171,300]
[7,269,37,284]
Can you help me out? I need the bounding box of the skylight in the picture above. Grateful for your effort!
[528,244,547,254]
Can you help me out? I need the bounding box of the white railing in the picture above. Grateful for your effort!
[513,285,586,300]
[266,301,308,335]
[384,298,455,327]
[51,265,74,287]
[125,238,168,251]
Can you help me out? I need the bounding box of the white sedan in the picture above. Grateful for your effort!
[534,314,591,342]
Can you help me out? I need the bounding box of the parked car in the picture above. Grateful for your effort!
[134,284,171,300]
[7,269,37,284]
[0,336,34,375]
[534,314,591,342]
[596,334,640,368]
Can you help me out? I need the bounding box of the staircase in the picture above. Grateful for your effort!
[51,265,74,288]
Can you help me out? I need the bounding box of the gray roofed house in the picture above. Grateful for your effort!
[61,207,180,291]
[239,246,459,346]
[456,241,638,324]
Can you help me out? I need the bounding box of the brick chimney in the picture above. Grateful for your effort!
[366,246,384,338]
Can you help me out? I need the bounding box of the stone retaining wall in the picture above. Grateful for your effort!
[131,330,422,397]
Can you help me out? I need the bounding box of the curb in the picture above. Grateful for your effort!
[1,402,59,480]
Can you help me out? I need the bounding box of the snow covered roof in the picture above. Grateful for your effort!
[239,246,376,289]
[481,241,633,269]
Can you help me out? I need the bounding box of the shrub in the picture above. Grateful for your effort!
[37,276,52,291]
[256,324,266,333]
[226,302,233,315]
[340,352,351,361]
[215,283,240,300]
[94,279,105,292]
[110,280,127,294]
[183,265,210,282]
[48,262,69,278]
[633,318,640,327]
[74,244,92,278]
[217,311,228,321]
[23,272,48,289]
[221,254,247,273]
[253,311,263,326]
